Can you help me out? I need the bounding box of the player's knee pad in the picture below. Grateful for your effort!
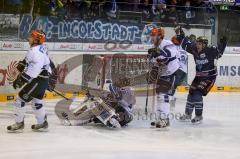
[14,97,27,123]
[15,97,26,108]
[115,106,133,126]
[32,98,43,110]
[187,90,202,102]
[157,94,170,103]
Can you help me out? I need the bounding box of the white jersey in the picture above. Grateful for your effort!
[176,45,188,73]
[25,45,50,78]
[119,87,136,113]
[119,87,136,106]
[151,39,180,76]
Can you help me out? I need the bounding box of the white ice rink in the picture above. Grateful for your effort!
[0,93,240,159]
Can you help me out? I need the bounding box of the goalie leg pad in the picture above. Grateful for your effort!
[91,100,115,124]
[90,98,120,127]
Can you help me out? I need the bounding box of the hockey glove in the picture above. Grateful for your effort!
[146,66,159,84]
[47,68,58,92]
[220,36,227,45]
[109,84,122,100]
[16,59,27,73]
[13,73,31,89]
[175,26,185,42]
[148,48,161,59]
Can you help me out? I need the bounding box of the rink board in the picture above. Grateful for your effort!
[1,50,240,102]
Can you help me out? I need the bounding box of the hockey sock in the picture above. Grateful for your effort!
[14,97,26,123]
[185,94,194,115]
[156,94,170,119]
[195,102,203,116]
[32,99,46,124]
[192,91,203,116]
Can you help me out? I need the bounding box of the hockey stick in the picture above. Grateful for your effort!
[52,89,71,101]
[145,55,151,115]
[145,81,149,115]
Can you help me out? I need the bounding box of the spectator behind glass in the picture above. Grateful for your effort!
[166,0,178,24]
[139,0,152,18]
[152,0,166,16]
[184,0,195,25]
[65,0,89,18]
[106,0,117,18]
[48,0,66,18]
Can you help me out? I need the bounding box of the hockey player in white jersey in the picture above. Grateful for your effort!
[147,27,180,128]
[7,30,51,132]
[168,35,188,108]
[172,36,187,83]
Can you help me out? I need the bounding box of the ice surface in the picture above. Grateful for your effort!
[0,93,240,159]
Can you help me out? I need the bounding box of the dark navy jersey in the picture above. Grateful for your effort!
[181,37,226,77]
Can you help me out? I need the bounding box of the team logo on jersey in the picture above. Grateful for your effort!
[6,61,19,84]
[200,53,206,59]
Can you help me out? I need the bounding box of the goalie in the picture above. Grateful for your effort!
[55,77,136,128]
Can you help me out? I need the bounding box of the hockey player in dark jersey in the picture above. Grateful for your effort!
[176,27,227,123]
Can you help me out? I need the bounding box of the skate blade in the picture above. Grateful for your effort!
[191,120,203,125]
[179,119,191,122]
[7,129,24,133]
[155,127,170,131]
[153,124,170,130]
[32,128,48,132]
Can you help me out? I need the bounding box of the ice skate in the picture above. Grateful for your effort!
[191,115,203,124]
[31,116,48,132]
[155,118,170,129]
[7,121,24,132]
[179,114,192,122]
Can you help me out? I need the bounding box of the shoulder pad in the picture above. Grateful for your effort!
[160,39,174,48]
